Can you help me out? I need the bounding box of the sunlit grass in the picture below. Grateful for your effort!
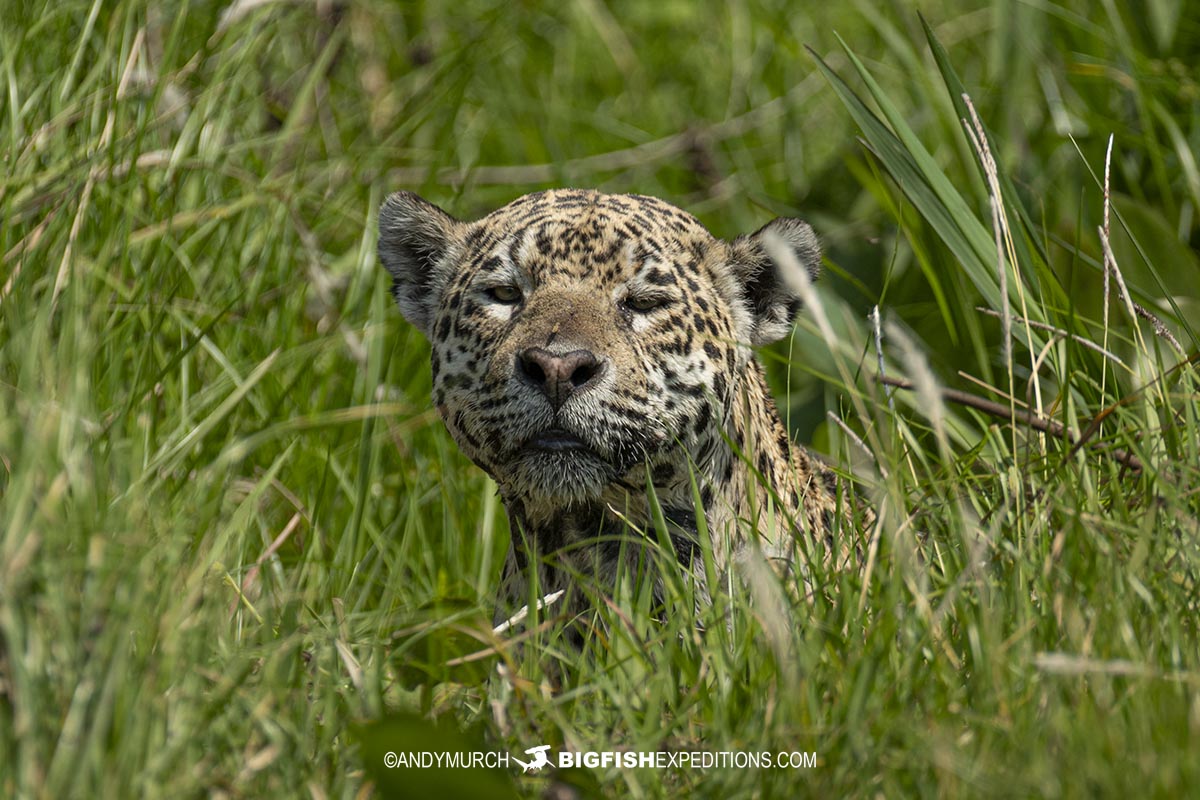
[1,1,1197,797]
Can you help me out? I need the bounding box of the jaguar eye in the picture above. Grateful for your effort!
[625,295,667,313]
[486,285,523,304]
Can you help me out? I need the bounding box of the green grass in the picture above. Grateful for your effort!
[2,0,1198,796]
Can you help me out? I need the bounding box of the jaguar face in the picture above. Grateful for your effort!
[378,188,820,508]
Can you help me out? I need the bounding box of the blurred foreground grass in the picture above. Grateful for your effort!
[1,1,1198,796]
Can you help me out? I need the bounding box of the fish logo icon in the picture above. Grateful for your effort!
[513,744,552,773]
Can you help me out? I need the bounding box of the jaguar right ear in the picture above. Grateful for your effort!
[377,191,463,337]
[727,217,821,345]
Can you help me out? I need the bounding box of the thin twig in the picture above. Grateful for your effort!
[957,370,1030,410]
[1098,136,1183,356]
[1103,135,1113,369]
[1098,231,1184,355]
[492,590,566,636]
[826,410,888,479]
[976,307,1127,367]
[870,305,893,410]
[877,374,1143,472]
[1064,351,1199,465]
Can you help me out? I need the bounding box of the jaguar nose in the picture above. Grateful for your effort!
[516,347,604,411]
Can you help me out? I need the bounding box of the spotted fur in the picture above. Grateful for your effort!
[378,189,845,626]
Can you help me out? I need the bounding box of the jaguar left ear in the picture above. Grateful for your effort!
[727,217,821,345]
[377,191,463,338]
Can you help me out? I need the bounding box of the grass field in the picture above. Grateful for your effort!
[2,0,1199,797]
